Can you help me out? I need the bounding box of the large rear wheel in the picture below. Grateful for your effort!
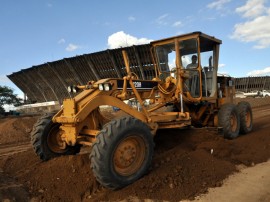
[31,113,81,161]
[218,104,240,139]
[237,101,253,134]
[90,116,154,190]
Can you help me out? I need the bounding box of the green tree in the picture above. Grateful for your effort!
[0,86,22,113]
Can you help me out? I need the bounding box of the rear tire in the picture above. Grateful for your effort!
[218,104,240,139]
[237,101,253,134]
[31,113,81,161]
[90,116,154,190]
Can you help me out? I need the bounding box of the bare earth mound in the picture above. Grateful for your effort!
[0,116,38,145]
[0,99,270,201]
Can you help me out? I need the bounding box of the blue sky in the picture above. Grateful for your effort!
[1,0,270,97]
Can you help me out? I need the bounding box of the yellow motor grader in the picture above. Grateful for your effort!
[31,32,253,189]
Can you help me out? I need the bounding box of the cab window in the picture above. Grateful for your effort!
[155,43,176,74]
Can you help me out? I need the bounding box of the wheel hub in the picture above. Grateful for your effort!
[113,136,145,176]
[119,144,136,166]
[47,125,67,153]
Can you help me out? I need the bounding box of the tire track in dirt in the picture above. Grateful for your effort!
[0,142,31,158]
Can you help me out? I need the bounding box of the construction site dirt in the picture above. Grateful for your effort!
[0,98,270,202]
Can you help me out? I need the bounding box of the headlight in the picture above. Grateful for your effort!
[104,83,112,91]
[67,86,72,93]
[67,85,78,93]
[72,86,77,93]
[98,84,104,91]
[98,83,112,91]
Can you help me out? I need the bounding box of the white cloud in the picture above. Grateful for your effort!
[172,21,182,27]
[128,16,136,22]
[156,14,169,26]
[65,43,81,52]
[181,56,191,68]
[219,64,226,68]
[231,0,270,49]
[107,31,152,49]
[207,0,231,10]
[168,59,176,69]
[247,66,270,76]
[58,38,65,44]
[236,0,267,18]
[218,71,230,76]
[231,16,270,48]
[156,15,184,27]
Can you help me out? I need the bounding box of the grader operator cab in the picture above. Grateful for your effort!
[31,32,253,189]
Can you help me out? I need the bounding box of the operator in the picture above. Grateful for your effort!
[186,54,199,97]
[186,55,198,69]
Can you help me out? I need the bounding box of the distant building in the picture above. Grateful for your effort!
[235,76,270,92]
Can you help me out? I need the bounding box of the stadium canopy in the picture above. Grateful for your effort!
[7,44,156,103]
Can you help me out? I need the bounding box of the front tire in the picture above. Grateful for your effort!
[218,104,240,139]
[90,116,154,190]
[31,113,81,161]
[237,101,253,134]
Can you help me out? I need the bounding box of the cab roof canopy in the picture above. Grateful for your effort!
[151,31,222,55]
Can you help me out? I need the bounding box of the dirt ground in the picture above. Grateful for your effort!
[0,98,270,202]
[188,160,270,202]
